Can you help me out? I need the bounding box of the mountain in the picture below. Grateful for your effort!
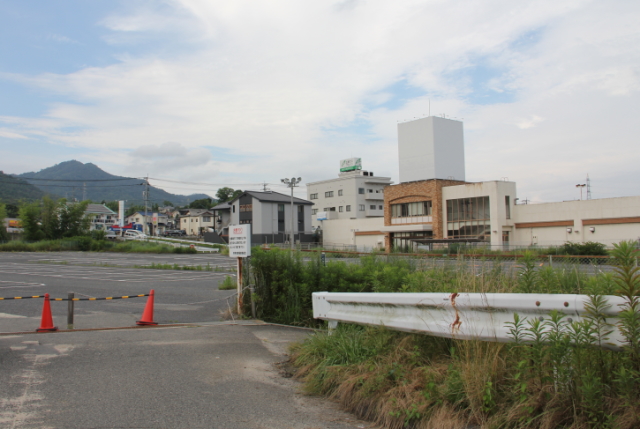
[15,160,211,206]
[0,171,50,204]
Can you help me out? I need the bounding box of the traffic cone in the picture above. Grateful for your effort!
[36,293,58,332]
[136,289,158,326]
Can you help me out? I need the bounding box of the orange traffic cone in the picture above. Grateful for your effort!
[37,293,58,332]
[136,289,158,326]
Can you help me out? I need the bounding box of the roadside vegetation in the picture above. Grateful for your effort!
[0,236,198,254]
[248,242,640,428]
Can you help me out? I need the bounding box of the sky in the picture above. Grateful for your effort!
[0,0,638,201]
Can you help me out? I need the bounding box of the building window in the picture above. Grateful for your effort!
[338,189,343,196]
[346,205,351,212]
[278,204,284,212]
[203,216,211,222]
[379,205,383,210]
[312,209,318,215]
[446,196,491,242]
[368,189,373,193]
[370,205,376,210]
[324,207,336,212]
[325,191,334,198]
[359,204,365,211]
[310,193,318,200]
[358,188,365,194]
[391,201,432,218]
[505,196,511,219]
[339,206,343,212]
[232,205,236,213]
[240,204,252,212]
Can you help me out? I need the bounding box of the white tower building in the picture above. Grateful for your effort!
[398,116,465,183]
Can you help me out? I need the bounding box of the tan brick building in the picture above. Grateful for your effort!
[382,179,466,251]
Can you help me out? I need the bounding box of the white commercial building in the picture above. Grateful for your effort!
[306,159,393,231]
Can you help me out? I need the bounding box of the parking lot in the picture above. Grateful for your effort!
[0,252,239,332]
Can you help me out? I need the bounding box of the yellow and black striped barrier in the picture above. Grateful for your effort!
[1,294,149,301]
[2,289,157,332]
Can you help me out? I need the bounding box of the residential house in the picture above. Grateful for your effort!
[228,191,314,245]
[85,204,118,231]
[180,209,215,235]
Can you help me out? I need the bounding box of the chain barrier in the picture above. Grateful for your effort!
[0,294,149,301]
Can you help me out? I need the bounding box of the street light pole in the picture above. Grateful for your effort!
[576,184,586,200]
[281,177,302,251]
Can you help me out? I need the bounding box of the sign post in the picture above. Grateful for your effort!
[229,224,251,315]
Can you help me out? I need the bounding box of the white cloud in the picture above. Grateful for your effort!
[0,0,639,202]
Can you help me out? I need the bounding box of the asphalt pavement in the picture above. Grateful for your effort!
[0,252,239,332]
[0,323,373,429]
[0,252,373,429]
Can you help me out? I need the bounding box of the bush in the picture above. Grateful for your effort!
[218,276,236,290]
[559,241,608,256]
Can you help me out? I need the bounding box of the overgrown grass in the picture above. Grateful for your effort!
[0,237,199,254]
[247,247,622,326]
[137,262,232,272]
[256,242,640,428]
[218,275,236,290]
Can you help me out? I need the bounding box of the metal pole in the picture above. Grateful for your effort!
[67,292,74,329]
[237,257,243,315]
[290,186,294,251]
[249,285,256,319]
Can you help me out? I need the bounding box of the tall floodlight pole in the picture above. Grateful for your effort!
[281,177,302,251]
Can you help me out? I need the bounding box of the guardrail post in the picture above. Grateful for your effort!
[328,320,338,335]
[67,292,74,329]
[549,255,553,267]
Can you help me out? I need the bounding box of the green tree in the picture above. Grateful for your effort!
[0,203,9,242]
[162,200,174,207]
[19,202,44,241]
[6,204,19,218]
[216,187,243,203]
[59,200,91,237]
[189,198,213,209]
[41,196,61,239]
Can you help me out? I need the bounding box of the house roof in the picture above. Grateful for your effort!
[181,210,214,217]
[127,211,168,217]
[211,202,231,211]
[229,191,313,205]
[180,209,213,216]
[84,204,117,215]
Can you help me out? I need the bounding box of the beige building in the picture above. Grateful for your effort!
[180,209,215,236]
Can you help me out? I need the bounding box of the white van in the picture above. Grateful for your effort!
[123,230,148,240]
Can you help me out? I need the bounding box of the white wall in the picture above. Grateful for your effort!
[320,217,385,251]
[398,116,465,183]
[512,196,640,246]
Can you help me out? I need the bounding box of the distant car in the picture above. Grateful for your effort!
[163,230,186,237]
[105,230,118,240]
[123,230,148,240]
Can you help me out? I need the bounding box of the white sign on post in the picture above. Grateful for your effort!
[229,224,251,258]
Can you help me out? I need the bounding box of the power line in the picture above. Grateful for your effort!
[14,177,139,182]
[0,181,144,188]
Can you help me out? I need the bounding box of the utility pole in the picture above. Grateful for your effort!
[280,177,301,251]
[143,177,150,235]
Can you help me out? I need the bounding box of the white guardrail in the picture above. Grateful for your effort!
[312,292,628,350]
